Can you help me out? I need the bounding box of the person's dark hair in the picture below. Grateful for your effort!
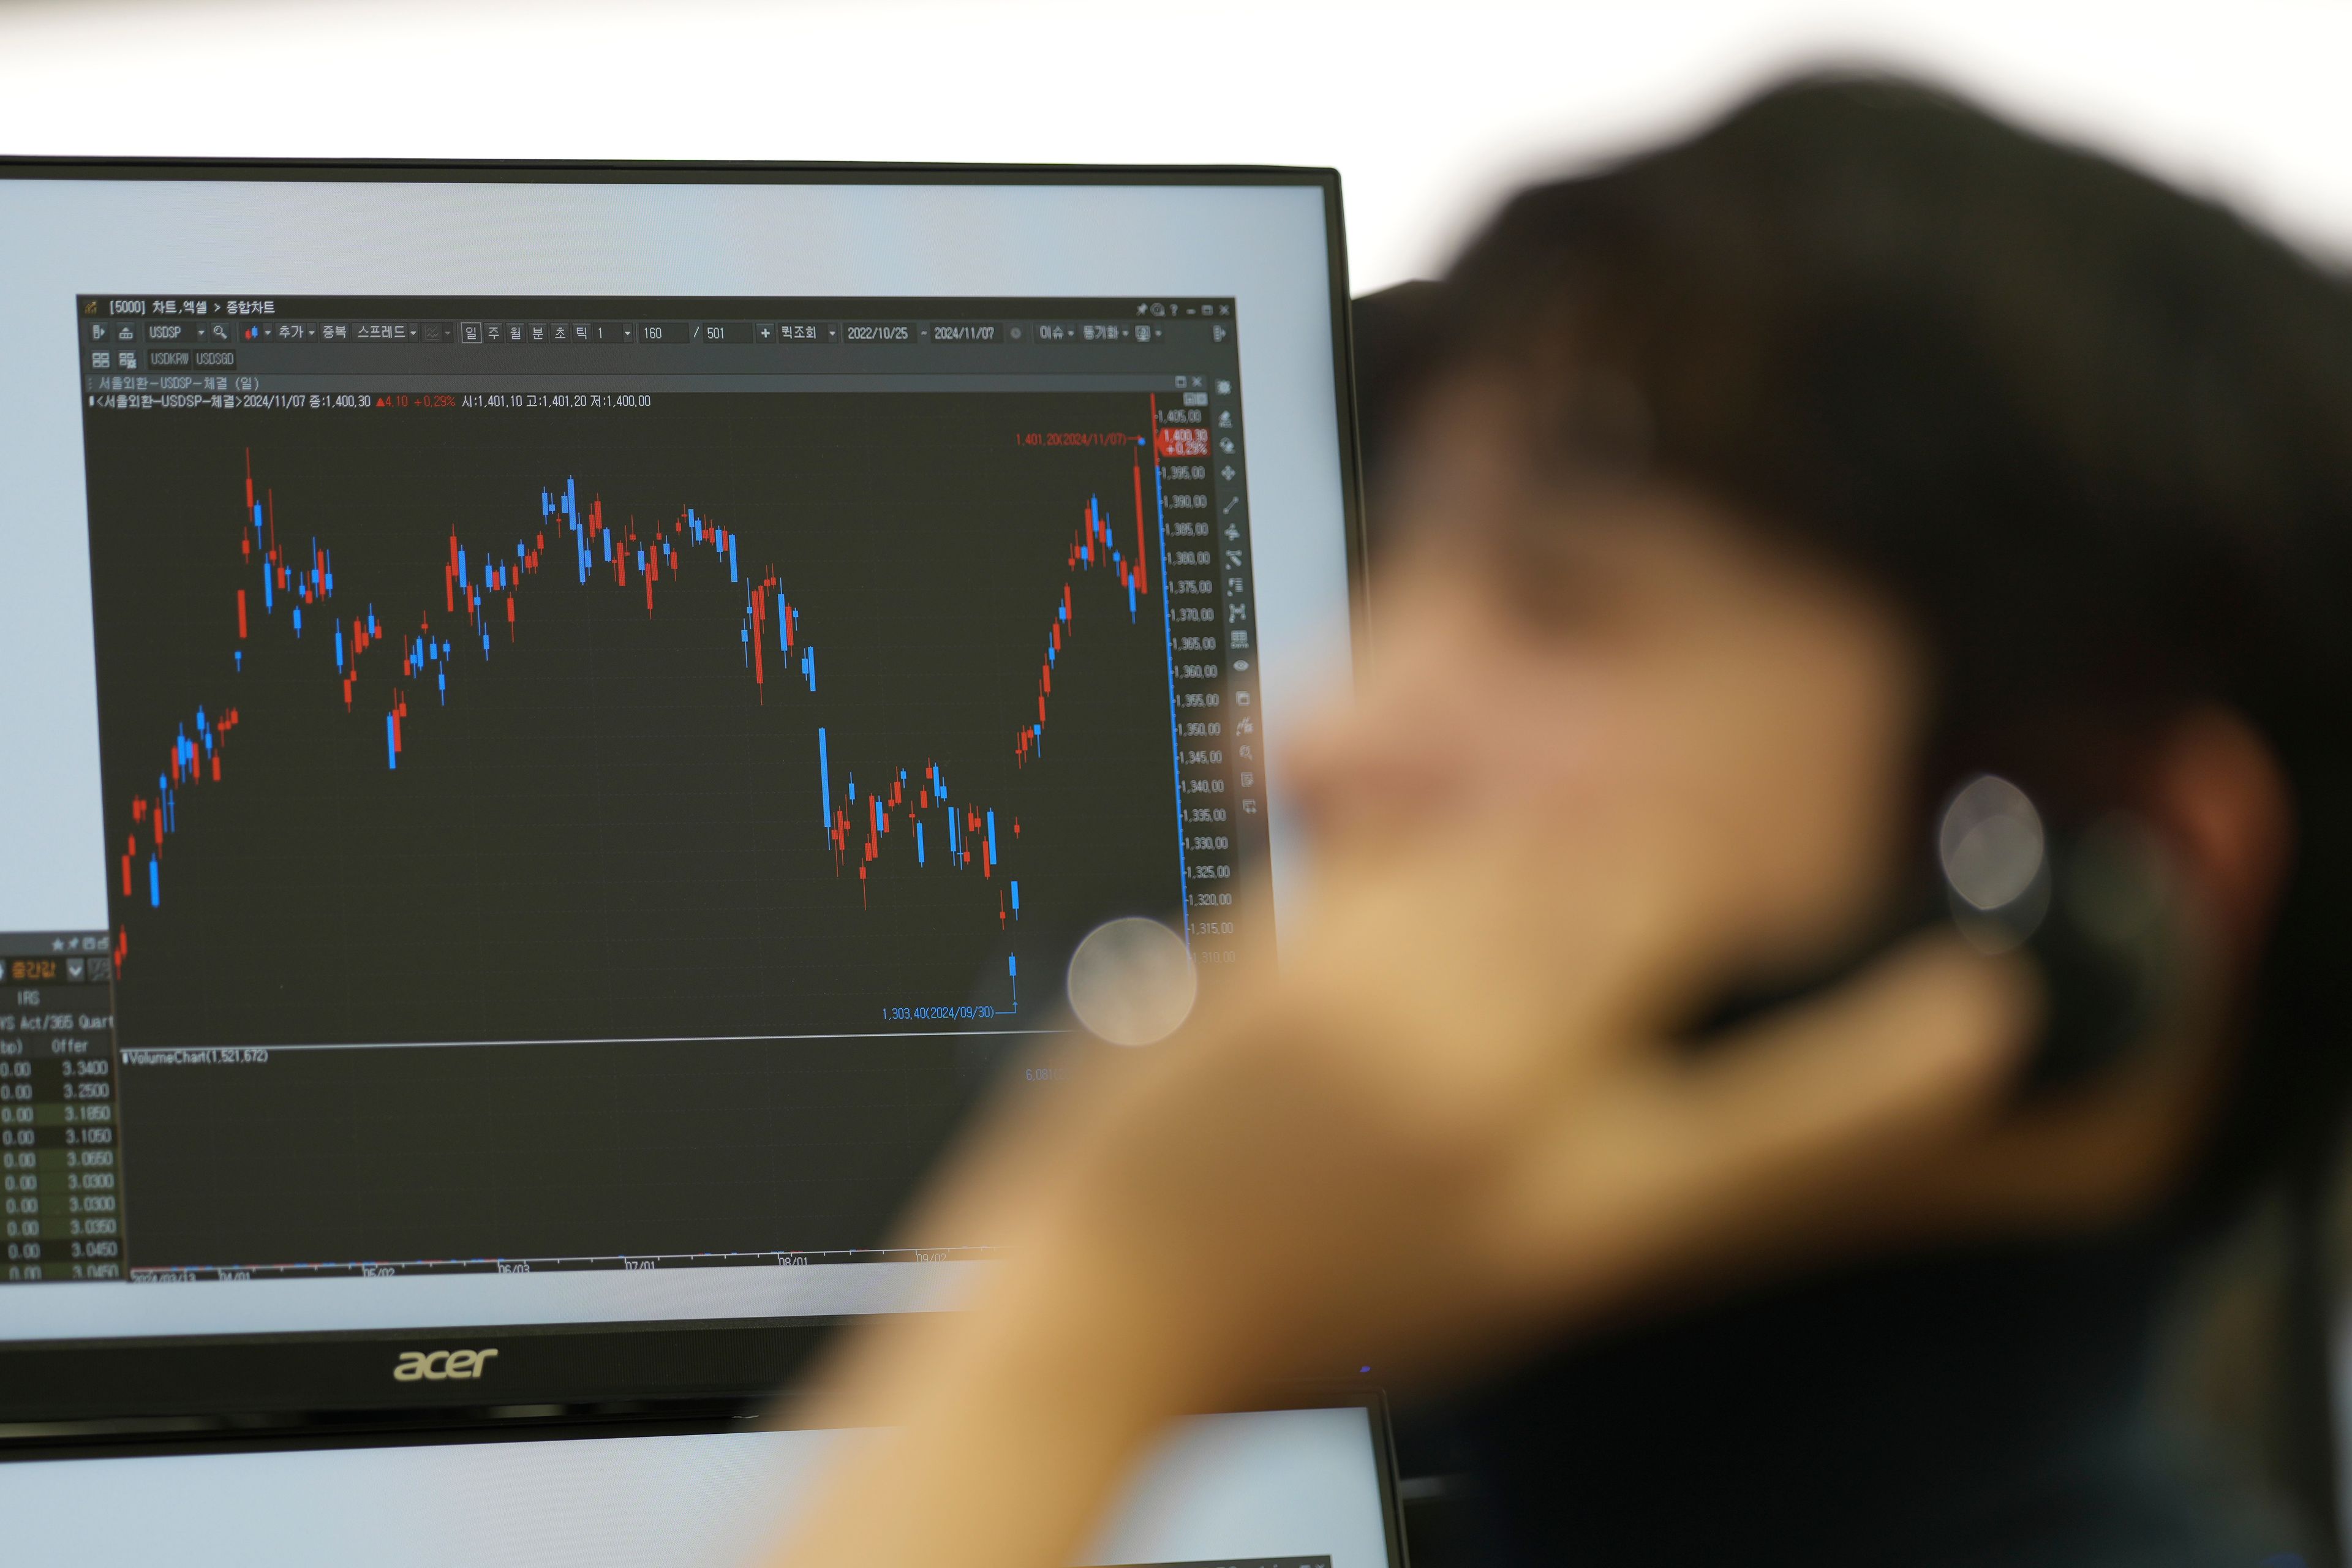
[1419,72,2352,1213]
[1350,280,1449,523]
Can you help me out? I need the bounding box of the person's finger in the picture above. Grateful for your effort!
[1670,932,2039,1191]
[1501,933,2038,1310]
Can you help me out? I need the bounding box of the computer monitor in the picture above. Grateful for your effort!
[0,160,1365,1430]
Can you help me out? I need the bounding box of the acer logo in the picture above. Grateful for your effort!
[393,1348,499,1382]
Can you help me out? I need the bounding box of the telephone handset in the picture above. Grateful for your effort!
[1934,775,2183,1091]
[1691,774,2184,1095]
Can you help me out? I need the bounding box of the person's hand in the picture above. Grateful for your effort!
[931,815,2037,1404]
[765,807,2038,1568]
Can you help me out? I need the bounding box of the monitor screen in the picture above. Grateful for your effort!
[0,169,1358,1346]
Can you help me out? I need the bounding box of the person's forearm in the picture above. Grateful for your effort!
[769,1218,1215,1568]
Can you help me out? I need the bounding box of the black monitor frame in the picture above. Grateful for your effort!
[0,156,1370,1450]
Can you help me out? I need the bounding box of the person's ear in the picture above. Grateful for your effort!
[2136,705,2294,980]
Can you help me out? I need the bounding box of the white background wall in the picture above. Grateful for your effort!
[5,0,2352,290]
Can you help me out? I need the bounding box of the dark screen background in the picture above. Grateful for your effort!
[80,392,1186,1268]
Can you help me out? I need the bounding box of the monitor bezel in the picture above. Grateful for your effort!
[0,1368,1409,1568]
[0,155,1370,1442]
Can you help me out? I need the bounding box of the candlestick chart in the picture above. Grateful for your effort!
[80,393,1191,1051]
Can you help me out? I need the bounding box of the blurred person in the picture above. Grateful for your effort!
[761,75,2350,1568]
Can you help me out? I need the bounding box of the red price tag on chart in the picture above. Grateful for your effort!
[1155,425,1208,458]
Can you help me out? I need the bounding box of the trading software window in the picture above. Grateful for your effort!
[3,295,1269,1284]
